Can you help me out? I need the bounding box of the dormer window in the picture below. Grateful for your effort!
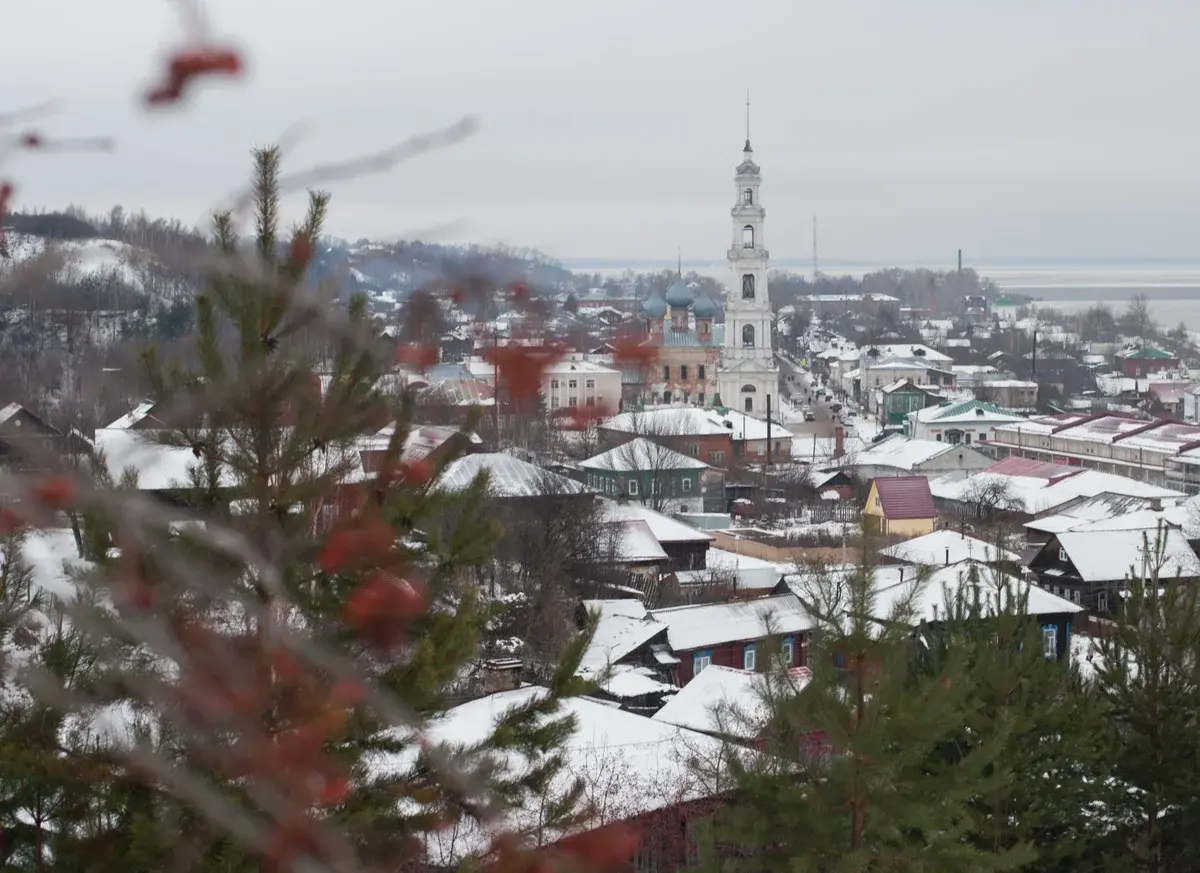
[743,188,753,206]
[742,225,755,249]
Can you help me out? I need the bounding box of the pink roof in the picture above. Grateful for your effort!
[872,476,936,520]
[984,457,1080,482]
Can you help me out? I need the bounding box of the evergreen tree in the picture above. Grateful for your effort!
[1093,526,1200,873]
[913,560,1116,873]
[0,147,593,871]
[704,550,1029,872]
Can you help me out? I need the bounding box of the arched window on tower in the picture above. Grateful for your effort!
[742,225,755,249]
[742,324,755,348]
[743,188,753,206]
[741,384,757,413]
[742,274,755,300]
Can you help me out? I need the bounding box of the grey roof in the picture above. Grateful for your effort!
[438,453,587,498]
[664,278,694,308]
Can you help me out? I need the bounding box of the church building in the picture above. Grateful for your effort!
[634,119,779,419]
[715,133,778,417]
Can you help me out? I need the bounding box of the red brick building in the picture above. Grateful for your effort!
[1116,346,1179,377]
[650,594,813,686]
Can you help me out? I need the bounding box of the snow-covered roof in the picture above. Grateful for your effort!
[790,433,865,463]
[373,686,725,865]
[649,594,812,652]
[545,359,621,376]
[862,343,952,363]
[600,407,792,442]
[598,499,713,544]
[604,519,669,563]
[674,547,785,591]
[652,665,783,739]
[879,530,1019,566]
[581,437,708,473]
[595,664,677,699]
[793,562,1082,625]
[94,428,209,491]
[105,401,159,430]
[1055,527,1200,583]
[579,599,666,673]
[438,453,587,498]
[930,467,1183,517]
[913,400,1024,425]
[851,436,960,472]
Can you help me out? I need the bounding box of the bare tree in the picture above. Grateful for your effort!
[603,410,704,514]
[959,475,1022,527]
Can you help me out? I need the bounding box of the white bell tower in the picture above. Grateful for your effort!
[718,94,778,418]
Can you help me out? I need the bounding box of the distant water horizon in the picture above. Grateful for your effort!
[571,258,1200,330]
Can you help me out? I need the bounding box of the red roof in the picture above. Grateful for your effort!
[983,456,1079,482]
[872,476,936,520]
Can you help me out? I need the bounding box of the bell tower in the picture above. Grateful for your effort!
[718,93,777,418]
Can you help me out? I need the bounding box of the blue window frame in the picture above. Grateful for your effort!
[743,644,757,671]
[781,636,795,666]
[693,650,713,675]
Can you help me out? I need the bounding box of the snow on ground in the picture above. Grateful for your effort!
[1,233,150,292]
[1072,633,1104,681]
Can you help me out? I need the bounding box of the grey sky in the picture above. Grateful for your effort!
[6,0,1200,264]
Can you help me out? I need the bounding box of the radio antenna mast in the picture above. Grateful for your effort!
[812,215,818,281]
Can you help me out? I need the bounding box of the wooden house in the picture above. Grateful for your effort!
[862,476,937,538]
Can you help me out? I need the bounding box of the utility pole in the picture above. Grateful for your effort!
[766,393,772,473]
[957,248,962,273]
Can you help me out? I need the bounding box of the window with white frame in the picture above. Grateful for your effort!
[682,478,692,492]
[693,652,712,674]
[585,379,594,389]
[781,636,795,665]
[1042,626,1057,660]
[1058,548,1069,562]
[1098,590,1108,612]
[1072,589,1081,605]
[568,379,577,389]
[628,479,639,496]
[743,644,756,671]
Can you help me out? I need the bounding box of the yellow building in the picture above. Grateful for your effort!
[862,476,937,538]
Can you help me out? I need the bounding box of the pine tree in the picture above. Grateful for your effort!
[705,548,1029,872]
[1093,526,1200,873]
[4,147,595,871]
[912,559,1114,872]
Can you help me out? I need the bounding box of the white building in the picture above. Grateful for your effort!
[717,131,779,419]
[544,358,622,413]
[906,400,1025,449]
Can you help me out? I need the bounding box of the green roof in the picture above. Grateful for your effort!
[1119,347,1174,360]
[932,399,1011,421]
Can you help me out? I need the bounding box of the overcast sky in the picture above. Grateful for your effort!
[5,1,1200,265]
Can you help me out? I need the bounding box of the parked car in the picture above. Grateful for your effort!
[802,407,816,422]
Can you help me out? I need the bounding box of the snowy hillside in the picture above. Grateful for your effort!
[0,233,194,301]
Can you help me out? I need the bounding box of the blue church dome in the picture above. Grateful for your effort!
[642,289,667,319]
[664,278,694,308]
[692,290,718,319]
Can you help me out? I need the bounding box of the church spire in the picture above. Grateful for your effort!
[744,89,752,152]
[677,247,682,280]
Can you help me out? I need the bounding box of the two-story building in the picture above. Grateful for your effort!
[1027,522,1200,614]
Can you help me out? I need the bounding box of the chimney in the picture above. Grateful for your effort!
[945,547,950,566]
[1150,497,1163,512]
[833,425,845,459]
